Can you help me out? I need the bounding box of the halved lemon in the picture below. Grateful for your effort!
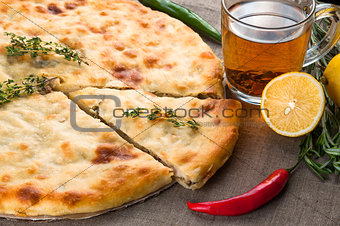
[323,53,340,107]
[261,72,325,137]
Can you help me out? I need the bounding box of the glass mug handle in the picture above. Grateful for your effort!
[303,4,340,67]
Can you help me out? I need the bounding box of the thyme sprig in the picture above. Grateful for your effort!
[299,19,340,180]
[0,75,54,106]
[5,32,89,66]
[123,105,200,130]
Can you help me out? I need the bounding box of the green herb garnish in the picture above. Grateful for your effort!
[5,32,89,66]
[0,75,54,106]
[123,105,200,130]
[298,19,340,179]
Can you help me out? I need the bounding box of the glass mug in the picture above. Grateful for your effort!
[222,0,340,105]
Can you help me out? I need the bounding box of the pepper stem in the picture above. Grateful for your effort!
[286,147,311,174]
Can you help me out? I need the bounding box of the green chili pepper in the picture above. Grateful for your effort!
[138,0,222,43]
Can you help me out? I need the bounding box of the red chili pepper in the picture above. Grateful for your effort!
[187,169,289,216]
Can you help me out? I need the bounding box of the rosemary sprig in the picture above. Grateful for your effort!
[299,19,340,180]
[5,32,89,66]
[123,105,200,130]
[0,75,54,106]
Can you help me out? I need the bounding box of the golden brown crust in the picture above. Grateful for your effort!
[0,0,223,97]
[70,88,241,189]
[0,92,173,216]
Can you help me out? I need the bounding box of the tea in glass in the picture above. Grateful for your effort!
[223,1,311,96]
[221,0,340,104]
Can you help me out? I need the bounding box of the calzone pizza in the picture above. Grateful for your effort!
[0,0,242,219]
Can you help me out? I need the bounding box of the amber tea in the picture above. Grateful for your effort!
[222,0,314,104]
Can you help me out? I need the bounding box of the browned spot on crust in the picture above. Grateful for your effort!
[0,45,7,54]
[3,23,10,31]
[130,34,139,42]
[17,186,41,204]
[72,69,82,76]
[61,142,74,159]
[20,3,31,13]
[95,11,108,16]
[143,56,159,68]
[76,27,89,34]
[59,13,69,17]
[132,2,148,14]
[48,3,63,15]
[123,50,137,58]
[99,132,115,141]
[231,127,238,134]
[114,165,128,171]
[213,118,221,125]
[46,114,57,120]
[0,6,8,13]
[200,51,215,59]
[100,11,108,16]
[65,2,78,10]
[1,174,11,183]
[27,165,37,175]
[62,191,82,206]
[178,152,197,164]
[88,26,105,34]
[98,179,109,187]
[35,175,48,180]
[145,40,160,46]
[112,64,143,87]
[203,101,216,112]
[156,19,166,30]
[88,76,98,84]
[60,37,84,49]
[19,143,29,151]
[138,20,149,28]
[189,101,199,108]
[103,34,113,41]
[26,28,43,37]
[75,0,87,6]
[35,6,47,13]
[113,41,125,51]
[115,178,126,186]
[138,167,150,175]
[92,144,136,164]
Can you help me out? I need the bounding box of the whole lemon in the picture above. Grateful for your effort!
[323,53,340,107]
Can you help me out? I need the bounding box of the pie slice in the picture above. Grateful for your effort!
[0,0,223,98]
[70,88,241,189]
[0,92,172,217]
